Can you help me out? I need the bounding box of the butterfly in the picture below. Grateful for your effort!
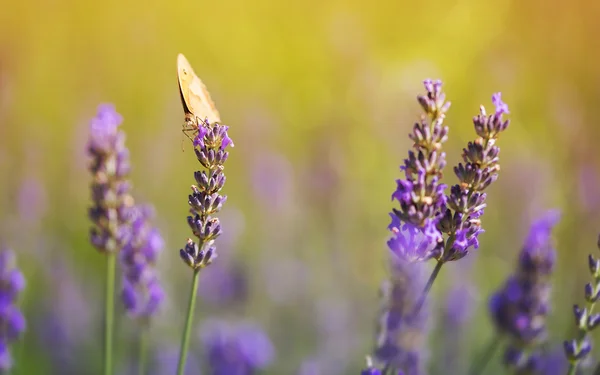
[177,53,221,143]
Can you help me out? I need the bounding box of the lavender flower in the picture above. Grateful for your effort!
[564,233,600,374]
[120,205,164,319]
[0,249,26,371]
[88,104,134,254]
[179,118,233,269]
[489,210,560,373]
[200,319,274,375]
[371,256,429,375]
[88,103,138,375]
[388,79,449,261]
[437,92,510,262]
[441,283,476,375]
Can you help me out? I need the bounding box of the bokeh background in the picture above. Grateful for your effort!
[1,0,599,374]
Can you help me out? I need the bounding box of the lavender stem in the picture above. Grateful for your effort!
[176,269,200,375]
[413,260,443,316]
[104,252,116,375]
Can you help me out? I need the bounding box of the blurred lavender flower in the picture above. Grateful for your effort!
[37,258,97,375]
[564,233,600,374]
[0,249,26,371]
[17,175,47,225]
[198,260,248,307]
[149,345,201,375]
[88,103,134,254]
[200,319,274,375]
[388,79,449,261]
[437,92,510,262]
[314,297,360,373]
[179,118,233,269]
[296,358,322,375]
[441,283,477,375]
[197,209,248,307]
[251,152,294,214]
[489,210,560,373]
[536,346,572,375]
[120,205,164,319]
[371,256,429,375]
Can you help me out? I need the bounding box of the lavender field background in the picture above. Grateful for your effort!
[0,0,599,374]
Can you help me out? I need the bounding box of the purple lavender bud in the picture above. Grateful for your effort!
[417,79,451,122]
[588,313,600,330]
[573,305,587,329]
[564,339,592,361]
[584,283,598,303]
[473,93,510,139]
[489,210,559,372]
[200,319,274,375]
[119,205,164,318]
[588,255,600,277]
[88,104,135,254]
[180,118,233,269]
[0,249,26,371]
[372,256,429,375]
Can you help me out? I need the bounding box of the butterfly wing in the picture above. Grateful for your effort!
[177,53,221,124]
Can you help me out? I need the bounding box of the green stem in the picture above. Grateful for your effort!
[176,269,201,375]
[412,260,443,316]
[567,363,577,375]
[468,335,501,375]
[137,324,148,375]
[104,252,116,375]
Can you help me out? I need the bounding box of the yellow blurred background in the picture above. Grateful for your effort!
[1,0,599,373]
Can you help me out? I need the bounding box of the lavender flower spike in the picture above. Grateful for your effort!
[0,249,26,371]
[489,210,560,373]
[179,118,233,269]
[121,205,164,319]
[437,93,510,262]
[564,233,600,374]
[88,103,134,254]
[388,79,449,262]
[88,103,136,375]
[370,256,429,375]
[176,115,234,375]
